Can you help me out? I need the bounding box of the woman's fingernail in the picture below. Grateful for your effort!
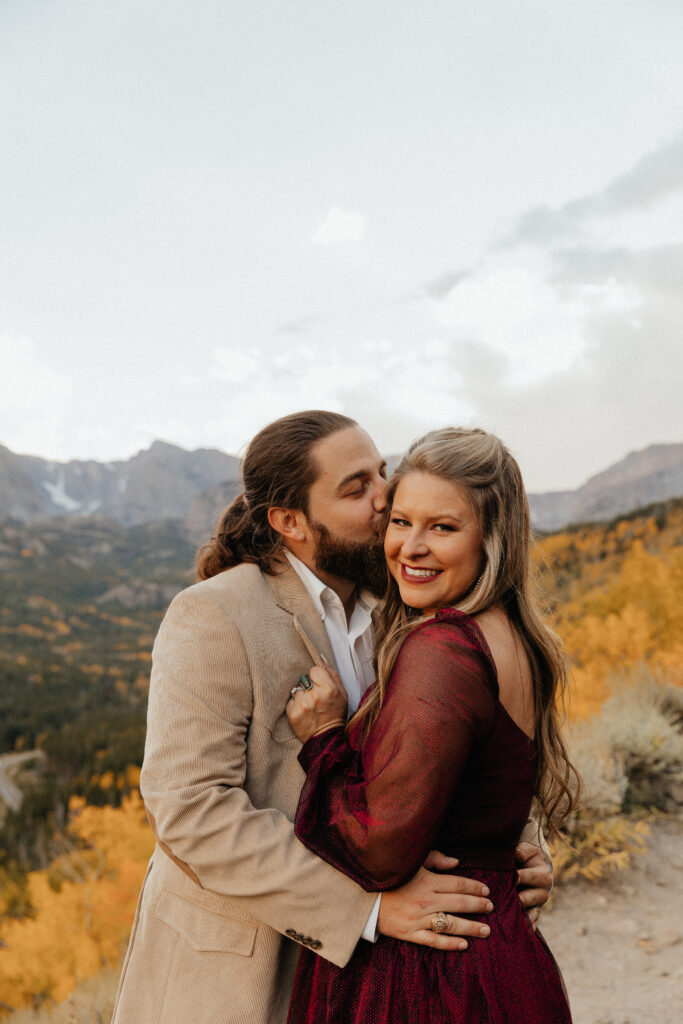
[480,925,490,937]
[482,886,490,896]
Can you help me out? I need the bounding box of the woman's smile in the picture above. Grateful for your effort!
[400,564,443,581]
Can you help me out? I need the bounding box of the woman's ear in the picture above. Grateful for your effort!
[268,507,307,542]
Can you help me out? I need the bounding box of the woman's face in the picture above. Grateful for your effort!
[384,471,484,615]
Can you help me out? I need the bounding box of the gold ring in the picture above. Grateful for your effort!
[431,912,449,934]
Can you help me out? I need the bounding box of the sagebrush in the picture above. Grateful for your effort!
[551,665,682,881]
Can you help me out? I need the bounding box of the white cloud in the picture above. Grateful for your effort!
[587,192,683,251]
[433,252,641,387]
[203,388,340,456]
[0,335,72,412]
[312,206,368,244]
[503,131,683,251]
[420,144,683,488]
[199,332,475,460]
[209,346,260,384]
[0,336,73,455]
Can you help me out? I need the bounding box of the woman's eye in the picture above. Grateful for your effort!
[433,523,455,532]
[390,517,410,527]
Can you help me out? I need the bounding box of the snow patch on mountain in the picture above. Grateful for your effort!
[42,474,81,512]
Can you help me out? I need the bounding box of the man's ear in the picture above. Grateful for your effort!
[268,507,307,542]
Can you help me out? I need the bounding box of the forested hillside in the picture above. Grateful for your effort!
[536,498,683,716]
[0,516,193,923]
[0,499,681,1014]
[0,515,193,751]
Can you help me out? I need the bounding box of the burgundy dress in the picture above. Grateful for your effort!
[287,609,571,1024]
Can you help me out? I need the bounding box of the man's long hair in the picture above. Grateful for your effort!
[196,410,357,579]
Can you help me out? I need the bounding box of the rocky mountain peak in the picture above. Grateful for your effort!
[2,439,682,535]
[528,442,683,530]
[0,441,241,527]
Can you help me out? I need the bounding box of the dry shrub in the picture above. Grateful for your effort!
[662,682,683,726]
[572,664,683,811]
[551,664,683,882]
[550,815,651,882]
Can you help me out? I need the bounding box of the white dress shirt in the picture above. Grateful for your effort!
[285,550,381,940]
[285,550,377,714]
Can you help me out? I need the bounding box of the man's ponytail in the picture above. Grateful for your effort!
[196,493,257,579]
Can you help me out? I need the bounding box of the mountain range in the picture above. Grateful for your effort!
[1,439,682,536]
[0,440,241,530]
[527,443,683,531]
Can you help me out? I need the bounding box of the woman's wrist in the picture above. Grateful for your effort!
[298,722,346,771]
[310,720,346,739]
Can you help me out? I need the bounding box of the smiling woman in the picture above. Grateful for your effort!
[384,472,484,615]
[361,428,576,827]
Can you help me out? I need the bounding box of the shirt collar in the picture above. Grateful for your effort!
[284,550,378,621]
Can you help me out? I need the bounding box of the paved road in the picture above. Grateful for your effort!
[0,750,46,813]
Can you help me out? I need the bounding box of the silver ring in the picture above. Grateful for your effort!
[299,674,313,690]
[290,685,303,698]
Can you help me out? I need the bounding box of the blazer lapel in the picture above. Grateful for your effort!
[264,562,336,669]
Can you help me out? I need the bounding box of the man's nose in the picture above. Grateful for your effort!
[371,476,388,513]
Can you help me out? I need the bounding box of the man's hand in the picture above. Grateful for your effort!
[377,852,493,951]
[515,842,553,930]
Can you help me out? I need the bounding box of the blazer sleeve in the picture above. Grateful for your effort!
[140,585,377,968]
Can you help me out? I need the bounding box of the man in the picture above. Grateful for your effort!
[112,410,551,1024]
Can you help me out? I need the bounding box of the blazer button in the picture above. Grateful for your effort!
[310,939,322,950]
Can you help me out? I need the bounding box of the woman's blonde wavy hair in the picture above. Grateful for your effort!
[349,426,580,834]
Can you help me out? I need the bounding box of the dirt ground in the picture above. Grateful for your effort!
[540,815,683,1024]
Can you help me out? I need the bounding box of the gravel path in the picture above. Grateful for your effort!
[540,815,683,1024]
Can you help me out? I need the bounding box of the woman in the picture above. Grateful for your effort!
[286,427,578,1024]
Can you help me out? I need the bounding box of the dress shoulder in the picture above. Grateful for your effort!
[393,607,499,703]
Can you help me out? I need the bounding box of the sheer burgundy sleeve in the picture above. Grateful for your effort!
[294,612,498,890]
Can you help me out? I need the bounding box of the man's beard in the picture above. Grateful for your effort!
[310,520,387,597]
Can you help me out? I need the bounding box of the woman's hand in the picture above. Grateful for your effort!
[286,663,348,743]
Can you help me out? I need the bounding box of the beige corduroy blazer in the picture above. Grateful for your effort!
[111,560,378,1024]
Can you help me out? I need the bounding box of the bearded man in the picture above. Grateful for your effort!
[112,410,551,1024]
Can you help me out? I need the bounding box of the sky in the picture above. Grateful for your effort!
[1,0,682,492]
